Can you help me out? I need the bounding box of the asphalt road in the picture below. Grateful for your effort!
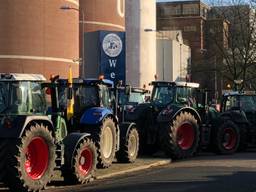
[45,151,256,192]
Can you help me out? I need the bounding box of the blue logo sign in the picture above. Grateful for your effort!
[100,31,125,84]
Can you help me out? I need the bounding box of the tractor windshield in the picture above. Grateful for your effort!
[0,81,46,114]
[151,86,175,105]
[118,90,145,105]
[224,95,256,112]
[73,85,99,108]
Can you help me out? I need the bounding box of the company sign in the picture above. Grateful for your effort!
[100,31,125,84]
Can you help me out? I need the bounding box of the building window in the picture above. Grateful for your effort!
[183,7,199,15]
[184,26,197,32]
[164,6,181,16]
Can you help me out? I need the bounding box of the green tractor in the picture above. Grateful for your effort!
[0,73,97,192]
[219,90,256,151]
[126,81,236,159]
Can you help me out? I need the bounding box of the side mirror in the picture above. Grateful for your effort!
[125,85,131,95]
[67,88,72,100]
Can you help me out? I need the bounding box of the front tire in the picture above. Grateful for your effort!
[214,120,240,154]
[116,126,139,163]
[93,118,117,168]
[4,124,56,192]
[62,138,97,184]
[159,112,200,159]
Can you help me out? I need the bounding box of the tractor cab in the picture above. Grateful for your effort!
[118,87,149,106]
[115,85,150,121]
[221,91,256,125]
[150,81,200,111]
[0,73,47,115]
[72,78,114,113]
[221,91,256,112]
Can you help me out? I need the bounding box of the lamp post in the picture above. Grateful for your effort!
[60,5,85,78]
[176,33,182,81]
[144,29,165,80]
[201,49,218,103]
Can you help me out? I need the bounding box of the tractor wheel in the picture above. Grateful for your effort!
[214,120,240,154]
[116,126,139,163]
[4,124,56,192]
[238,124,248,151]
[62,138,97,184]
[94,118,117,168]
[159,112,200,159]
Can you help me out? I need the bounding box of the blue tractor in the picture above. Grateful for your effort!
[57,78,140,168]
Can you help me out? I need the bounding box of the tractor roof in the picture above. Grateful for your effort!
[117,86,150,94]
[73,78,114,87]
[151,81,200,88]
[0,73,46,81]
[223,91,256,97]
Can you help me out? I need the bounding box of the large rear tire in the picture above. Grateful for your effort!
[4,124,56,192]
[116,126,139,163]
[159,112,200,159]
[92,118,117,168]
[62,138,97,184]
[214,120,240,154]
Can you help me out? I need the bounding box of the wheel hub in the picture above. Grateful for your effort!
[128,134,137,157]
[101,126,114,159]
[176,122,195,150]
[79,147,93,176]
[222,128,237,150]
[24,137,49,180]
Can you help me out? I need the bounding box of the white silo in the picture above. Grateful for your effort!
[125,0,156,88]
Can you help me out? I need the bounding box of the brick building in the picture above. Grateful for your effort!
[157,0,210,85]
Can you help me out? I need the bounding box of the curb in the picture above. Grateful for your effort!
[96,159,172,180]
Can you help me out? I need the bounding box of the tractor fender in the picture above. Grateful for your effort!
[80,107,114,125]
[119,122,137,145]
[157,106,201,125]
[63,132,91,168]
[220,110,248,124]
[80,107,120,151]
[0,115,54,138]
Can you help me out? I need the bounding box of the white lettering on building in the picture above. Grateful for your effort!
[109,59,117,68]
[110,72,116,79]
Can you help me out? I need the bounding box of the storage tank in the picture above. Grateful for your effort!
[79,0,125,32]
[0,0,79,78]
[125,0,156,88]
[79,0,125,76]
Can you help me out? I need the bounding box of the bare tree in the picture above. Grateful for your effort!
[207,0,256,90]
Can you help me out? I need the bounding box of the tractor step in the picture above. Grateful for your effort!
[55,143,64,169]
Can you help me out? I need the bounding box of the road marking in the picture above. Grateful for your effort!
[0,55,79,64]
[96,160,172,180]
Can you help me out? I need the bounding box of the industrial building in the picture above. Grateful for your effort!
[157,0,210,85]
[156,31,191,82]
